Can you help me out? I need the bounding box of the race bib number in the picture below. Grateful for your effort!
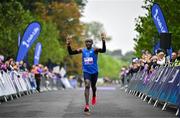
[84,57,93,65]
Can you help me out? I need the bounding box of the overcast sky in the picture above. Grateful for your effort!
[81,0,147,54]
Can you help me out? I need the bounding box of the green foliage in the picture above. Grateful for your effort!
[98,54,128,80]
[28,20,67,64]
[31,1,86,72]
[106,50,134,65]
[0,1,67,65]
[120,51,135,64]
[18,0,87,11]
[106,49,122,58]
[0,0,35,58]
[0,0,84,67]
[134,0,180,56]
[84,21,105,39]
[84,21,112,45]
[0,0,128,79]
[74,0,87,10]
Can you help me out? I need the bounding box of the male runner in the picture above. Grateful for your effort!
[66,33,106,112]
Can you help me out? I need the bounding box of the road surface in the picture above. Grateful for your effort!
[0,86,177,118]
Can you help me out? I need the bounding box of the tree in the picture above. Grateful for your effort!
[134,0,180,56]
[106,49,122,58]
[98,54,127,79]
[31,1,86,74]
[0,0,88,74]
[84,21,112,45]
[120,51,135,63]
[0,0,35,58]
[0,1,67,65]
[28,20,67,64]
[18,0,87,12]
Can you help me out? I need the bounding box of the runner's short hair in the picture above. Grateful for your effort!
[85,39,93,43]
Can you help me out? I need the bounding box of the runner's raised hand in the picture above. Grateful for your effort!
[66,35,72,46]
[101,32,106,41]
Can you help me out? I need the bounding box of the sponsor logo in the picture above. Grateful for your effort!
[153,9,166,33]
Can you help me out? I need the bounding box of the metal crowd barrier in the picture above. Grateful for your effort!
[40,74,64,91]
[0,70,37,103]
[0,70,75,104]
[126,66,180,116]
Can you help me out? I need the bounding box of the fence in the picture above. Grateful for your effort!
[0,70,36,102]
[126,66,180,116]
[0,70,70,103]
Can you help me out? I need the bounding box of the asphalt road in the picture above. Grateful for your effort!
[0,86,177,118]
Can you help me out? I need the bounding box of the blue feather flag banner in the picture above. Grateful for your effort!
[151,3,168,33]
[16,22,41,62]
[34,42,42,65]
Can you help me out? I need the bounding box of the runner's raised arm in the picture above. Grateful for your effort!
[95,33,106,53]
[66,36,82,55]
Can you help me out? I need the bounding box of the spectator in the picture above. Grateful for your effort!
[157,51,166,66]
[120,67,126,86]
[177,50,180,59]
[148,55,158,72]
[174,50,180,66]
[129,58,140,75]
[33,65,42,92]
[0,58,7,72]
[0,55,4,61]
[43,66,51,89]
[139,59,145,70]
[19,61,27,71]
[170,52,177,63]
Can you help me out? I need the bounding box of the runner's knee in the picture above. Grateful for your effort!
[85,85,90,89]
[85,80,90,89]
[91,81,96,88]
[85,84,90,89]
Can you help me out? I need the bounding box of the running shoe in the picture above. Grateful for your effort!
[92,96,96,105]
[84,105,90,112]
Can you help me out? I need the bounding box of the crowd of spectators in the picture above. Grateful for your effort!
[119,49,180,86]
[0,55,67,92]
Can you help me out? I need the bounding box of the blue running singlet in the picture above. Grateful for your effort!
[82,48,98,74]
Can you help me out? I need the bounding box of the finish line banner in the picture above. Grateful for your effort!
[34,42,42,65]
[151,3,168,33]
[16,22,41,62]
